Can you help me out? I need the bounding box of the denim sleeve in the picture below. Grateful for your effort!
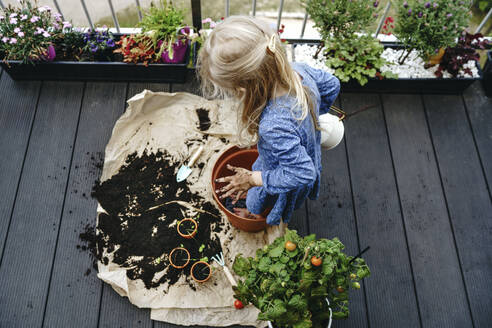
[259,117,317,195]
[303,65,340,115]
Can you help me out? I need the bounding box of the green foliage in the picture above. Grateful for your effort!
[232,229,370,328]
[52,28,85,61]
[477,0,491,12]
[0,0,67,63]
[393,0,472,62]
[302,0,381,40]
[324,35,397,86]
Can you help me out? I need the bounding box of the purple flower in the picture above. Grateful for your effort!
[181,26,191,35]
[106,39,115,47]
[446,13,453,18]
[443,26,447,30]
[63,21,72,29]
[1,37,8,43]
[14,27,21,33]
[418,11,423,18]
[433,2,438,8]
[10,18,18,24]
[30,16,40,23]
[373,1,379,7]
[18,31,24,37]
[425,2,430,8]
[20,14,28,20]
[42,31,50,38]
[403,1,408,8]
[408,8,412,15]
[34,27,44,35]
[53,23,60,29]
[54,13,62,21]
[9,38,17,44]
[90,45,99,53]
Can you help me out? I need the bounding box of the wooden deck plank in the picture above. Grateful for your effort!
[170,71,201,94]
[382,94,472,327]
[128,83,171,98]
[43,82,128,328]
[0,75,41,260]
[423,94,492,328]
[462,82,492,196]
[307,101,368,328]
[342,93,421,327]
[0,81,84,327]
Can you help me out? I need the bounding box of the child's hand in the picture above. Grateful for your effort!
[215,164,262,203]
[233,208,262,219]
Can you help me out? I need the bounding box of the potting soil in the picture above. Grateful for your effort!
[93,90,286,327]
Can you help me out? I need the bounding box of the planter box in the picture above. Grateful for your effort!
[290,40,482,94]
[0,34,193,83]
[482,51,492,97]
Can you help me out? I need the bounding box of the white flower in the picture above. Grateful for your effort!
[9,37,17,44]
[34,27,44,35]
[30,16,40,23]
[18,31,24,37]
[42,31,50,38]
[10,18,18,24]
[1,37,9,43]
[0,16,4,21]
[63,21,72,29]
[38,6,51,12]
[14,27,21,33]
[20,14,28,20]
[10,13,18,18]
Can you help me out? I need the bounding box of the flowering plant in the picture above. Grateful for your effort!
[381,16,395,35]
[393,0,472,64]
[113,34,156,66]
[436,32,489,78]
[0,0,70,63]
[82,28,116,61]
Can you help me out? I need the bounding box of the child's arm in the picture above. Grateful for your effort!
[302,64,340,115]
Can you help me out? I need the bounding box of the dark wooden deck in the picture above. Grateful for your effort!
[0,68,491,328]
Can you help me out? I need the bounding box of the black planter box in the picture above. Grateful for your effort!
[0,34,192,83]
[482,51,492,97]
[290,40,482,94]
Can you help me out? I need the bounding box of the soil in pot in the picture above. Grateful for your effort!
[177,218,197,238]
[169,247,190,268]
[91,150,225,290]
[191,261,211,282]
[223,197,247,213]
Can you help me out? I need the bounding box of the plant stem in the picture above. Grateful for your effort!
[398,48,412,65]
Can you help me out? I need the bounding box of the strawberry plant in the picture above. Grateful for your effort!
[232,229,370,328]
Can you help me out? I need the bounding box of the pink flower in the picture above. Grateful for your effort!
[1,37,9,43]
[202,18,212,24]
[42,31,50,38]
[34,27,44,35]
[9,38,17,44]
[20,14,28,20]
[30,16,40,23]
[38,6,51,12]
[18,31,24,37]
[54,13,62,21]
[10,18,18,24]
[14,27,21,33]
[10,13,17,18]
[53,23,60,29]
[210,21,216,28]
[62,21,72,29]
[0,16,4,21]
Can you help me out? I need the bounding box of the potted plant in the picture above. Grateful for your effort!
[191,260,212,283]
[0,0,192,83]
[177,218,198,239]
[169,246,191,269]
[232,229,370,328]
[294,0,483,94]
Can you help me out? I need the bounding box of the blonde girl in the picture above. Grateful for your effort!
[198,16,340,225]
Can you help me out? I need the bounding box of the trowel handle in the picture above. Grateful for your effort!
[223,266,237,286]
[188,146,204,167]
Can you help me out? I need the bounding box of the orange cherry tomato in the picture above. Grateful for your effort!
[311,256,322,266]
[234,299,244,309]
[285,241,297,251]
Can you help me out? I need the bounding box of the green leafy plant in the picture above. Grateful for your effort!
[393,0,472,64]
[0,0,69,63]
[232,229,370,328]
[323,35,397,85]
[52,27,85,61]
[137,0,186,59]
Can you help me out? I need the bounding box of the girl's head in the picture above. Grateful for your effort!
[198,16,315,144]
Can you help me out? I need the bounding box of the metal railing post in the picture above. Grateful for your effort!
[107,0,120,32]
[80,0,94,29]
[135,0,143,21]
[52,0,64,19]
[375,2,391,36]
[300,11,308,38]
[475,8,492,34]
[276,0,284,31]
[191,0,202,31]
[252,0,256,16]
[225,0,230,17]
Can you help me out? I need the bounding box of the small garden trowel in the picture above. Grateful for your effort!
[176,145,204,182]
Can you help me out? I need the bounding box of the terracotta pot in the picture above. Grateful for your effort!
[177,218,197,239]
[211,146,268,232]
[191,261,212,283]
[169,247,190,269]
[427,47,445,66]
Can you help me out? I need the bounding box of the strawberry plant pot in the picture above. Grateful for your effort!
[291,40,482,94]
[177,218,197,239]
[0,34,193,83]
[169,247,190,269]
[191,261,212,283]
[482,51,492,98]
[211,146,268,233]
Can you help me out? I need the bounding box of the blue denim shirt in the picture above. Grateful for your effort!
[246,63,340,225]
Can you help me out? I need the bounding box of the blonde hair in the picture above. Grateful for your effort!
[197,16,316,146]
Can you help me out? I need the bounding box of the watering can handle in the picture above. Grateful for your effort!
[223,266,237,286]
